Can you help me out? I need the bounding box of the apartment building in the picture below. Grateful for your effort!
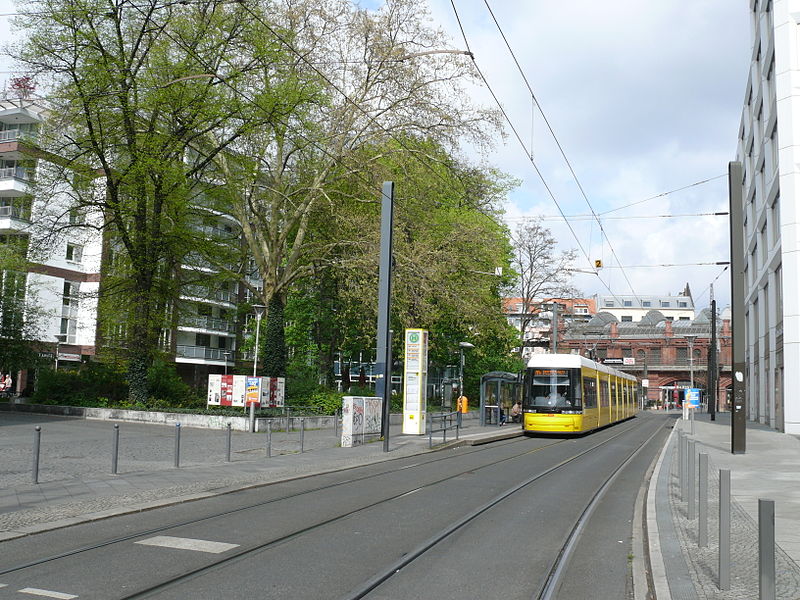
[503,297,596,358]
[733,0,797,433]
[593,290,695,323]
[0,95,256,393]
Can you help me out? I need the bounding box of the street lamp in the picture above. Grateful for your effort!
[458,341,474,402]
[251,305,265,377]
[54,334,67,371]
[683,334,698,420]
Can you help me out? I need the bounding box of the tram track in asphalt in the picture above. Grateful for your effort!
[0,417,663,600]
[116,420,644,599]
[0,435,544,578]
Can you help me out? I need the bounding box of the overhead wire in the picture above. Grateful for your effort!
[450,0,632,306]
[479,0,641,303]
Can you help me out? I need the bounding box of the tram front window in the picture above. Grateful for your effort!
[527,369,582,413]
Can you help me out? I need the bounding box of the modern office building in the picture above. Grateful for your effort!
[734,0,799,433]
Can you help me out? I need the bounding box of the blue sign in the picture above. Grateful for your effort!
[686,388,701,408]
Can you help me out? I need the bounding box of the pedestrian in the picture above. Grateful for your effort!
[511,400,522,423]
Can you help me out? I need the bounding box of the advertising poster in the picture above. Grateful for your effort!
[245,377,261,406]
[232,375,246,407]
[261,377,285,408]
[220,374,233,406]
[207,374,222,406]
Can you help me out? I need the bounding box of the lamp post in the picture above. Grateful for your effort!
[249,305,265,432]
[683,334,698,420]
[251,305,265,377]
[223,351,232,376]
[54,334,67,371]
[458,341,474,403]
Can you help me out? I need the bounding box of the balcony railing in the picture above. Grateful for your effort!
[179,315,235,333]
[0,205,30,220]
[0,129,20,142]
[182,284,235,304]
[176,345,233,361]
[0,166,31,181]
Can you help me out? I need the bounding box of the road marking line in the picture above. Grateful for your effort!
[135,535,239,554]
[18,588,78,599]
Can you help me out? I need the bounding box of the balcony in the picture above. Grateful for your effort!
[0,166,31,196]
[179,315,235,333]
[176,345,233,361]
[0,204,31,233]
[181,284,236,305]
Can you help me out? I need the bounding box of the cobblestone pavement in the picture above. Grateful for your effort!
[652,413,800,600]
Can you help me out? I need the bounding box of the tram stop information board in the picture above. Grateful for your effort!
[402,328,428,435]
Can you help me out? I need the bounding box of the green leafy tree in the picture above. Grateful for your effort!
[13,0,278,402]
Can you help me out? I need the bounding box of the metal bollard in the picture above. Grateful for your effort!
[688,440,696,520]
[699,452,708,547]
[112,424,120,475]
[226,422,232,462]
[678,431,685,502]
[174,423,181,468]
[428,414,433,449]
[690,407,695,435]
[334,409,339,438]
[32,426,41,484]
[300,418,305,453]
[719,469,731,591]
[266,420,272,458]
[759,499,776,600]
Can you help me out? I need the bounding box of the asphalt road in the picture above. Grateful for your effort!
[0,413,671,599]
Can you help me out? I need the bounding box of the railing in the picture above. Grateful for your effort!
[190,224,238,239]
[0,166,30,181]
[0,129,19,142]
[0,205,29,219]
[179,315,235,332]
[182,285,235,304]
[176,345,232,361]
[428,411,461,448]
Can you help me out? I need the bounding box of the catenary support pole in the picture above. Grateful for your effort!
[376,181,395,453]
[728,161,746,453]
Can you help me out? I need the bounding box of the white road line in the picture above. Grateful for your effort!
[18,588,78,599]
[135,535,239,554]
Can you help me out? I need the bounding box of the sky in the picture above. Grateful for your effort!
[419,0,752,313]
[0,1,753,313]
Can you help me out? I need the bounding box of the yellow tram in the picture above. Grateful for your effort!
[522,354,637,434]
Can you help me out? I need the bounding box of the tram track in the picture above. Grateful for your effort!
[1,417,662,599]
[0,435,545,578]
[120,420,644,599]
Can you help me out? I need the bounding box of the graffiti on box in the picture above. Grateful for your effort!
[341,396,382,447]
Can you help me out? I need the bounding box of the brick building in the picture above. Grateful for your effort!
[558,308,732,411]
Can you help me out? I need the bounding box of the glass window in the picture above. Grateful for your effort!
[642,301,651,307]
[526,368,581,411]
[65,243,83,263]
[661,301,670,308]
[621,316,633,322]
[623,300,632,307]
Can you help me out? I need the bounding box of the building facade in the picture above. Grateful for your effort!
[503,297,596,359]
[734,0,798,433]
[0,96,260,394]
[559,309,732,411]
[593,289,695,323]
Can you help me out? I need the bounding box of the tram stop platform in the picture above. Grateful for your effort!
[642,411,800,600]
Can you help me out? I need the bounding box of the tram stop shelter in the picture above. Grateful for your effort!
[480,371,521,426]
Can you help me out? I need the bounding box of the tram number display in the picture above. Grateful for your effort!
[533,369,568,377]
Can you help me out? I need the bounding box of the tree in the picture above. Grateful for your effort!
[12,0,280,402]
[209,0,501,377]
[510,218,579,356]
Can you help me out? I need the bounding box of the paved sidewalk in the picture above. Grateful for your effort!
[646,411,800,600]
[0,411,520,541]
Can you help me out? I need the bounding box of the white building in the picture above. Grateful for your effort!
[0,95,257,392]
[734,0,798,433]
[593,292,695,324]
